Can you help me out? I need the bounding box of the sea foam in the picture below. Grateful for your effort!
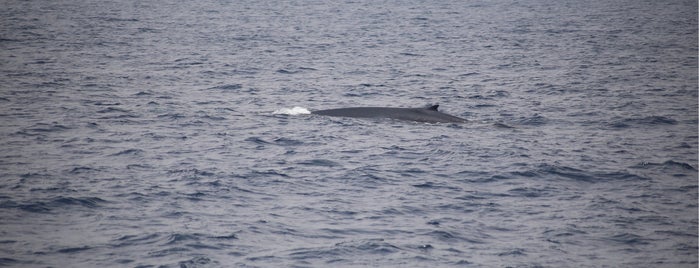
[273,107,311,115]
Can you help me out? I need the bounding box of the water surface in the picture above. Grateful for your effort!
[0,0,697,267]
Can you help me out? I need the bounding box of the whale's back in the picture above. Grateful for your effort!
[312,105,466,123]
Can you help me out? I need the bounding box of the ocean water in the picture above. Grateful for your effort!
[0,0,697,267]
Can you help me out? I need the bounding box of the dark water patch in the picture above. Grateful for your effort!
[507,187,553,198]
[194,115,226,125]
[137,27,160,33]
[402,168,426,174]
[0,258,19,266]
[208,84,243,90]
[411,181,462,191]
[11,129,42,138]
[69,166,99,174]
[248,169,290,179]
[114,259,134,264]
[338,239,400,254]
[609,116,678,128]
[459,72,479,77]
[635,116,678,125]
[111,149,144,156]
[632,160,697,171]
[0,37,20,42]
[168,168,215,178]
[211,233,238,240]
[588,196,621,210]
[186,242,221,250]
[94,106,137,117]
[50,196,107,209]
[1,200,41,212]
[342,91,385,97]
[246,254,278,263]
[677,142,693,149]
[56,246,92,254]
[30,58,56,65]
[473,103,497,109]
[512,164,650,183]
[412,181,437,188]
[515,114,549,126]
[17,202,52,213]
[634,215,674,226]
[435,203,477,213]
[165,233,200,245]
[339,169,393,187]
[245,136,271,145]
[23,123,72,133]
[98,17,139,22]
[400,52,423,57]
[19,172,51,180]
[154,94,174,100]
[157,113,186,120]
[134,91,153,96]
[202,180,223,188]
[181,191,207,201]
[290,239,400,261]
[276,69,298,74]
[543,228,588,244]
[454,170,499,183]
[654,230,697,237]
[599,171,653,182]
[85,122,101,129]
[455,260,473,265]
[148,247,189,257]
[298,159,339,167]
[126,164,153,170]
[462,173,514,183]
[492,122,514,128]
[273,137,304,146]
[97,113,141,119]
[114,233,161,247]
[178,256,214,268]
[359,83,387,87]
[176,61,205,67]
[96,107,129,113]
[163,211,187,218]
[424,230,484,244]
[497,248,526,256]
[454,191,509,201]
[606,233,652,246]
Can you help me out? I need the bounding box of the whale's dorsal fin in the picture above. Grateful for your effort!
[427,104,439,111]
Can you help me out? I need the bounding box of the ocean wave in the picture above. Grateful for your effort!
[608,116,678,128]
[606,233,652,246]
[632,160,697,171]
[515,114,549,126]
[3,196,107,213]
[298,159,340,167]
[208,84,242,90]
[20,123,72,134]
[114,233,161,247]
[178,256,215,268]
[508,163,651,183]
[110,149,144,156]
[288,238,401,261]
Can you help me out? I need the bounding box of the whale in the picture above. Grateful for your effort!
[311,105,466,123]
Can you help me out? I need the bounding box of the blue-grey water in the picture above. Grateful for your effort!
[1,0,697,267]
